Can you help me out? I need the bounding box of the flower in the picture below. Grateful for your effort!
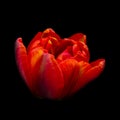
[15,28,105,99]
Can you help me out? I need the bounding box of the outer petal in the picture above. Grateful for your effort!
[28,47,45,81]
[15,38,32,88]
[37,53,64,99]
[70,59,105,95]
[69,33,86,43]
[27,47,46,97]
[59,59,80,98]
[27,32,42,52]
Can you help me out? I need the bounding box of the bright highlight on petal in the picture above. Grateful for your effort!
[15,28,105,99]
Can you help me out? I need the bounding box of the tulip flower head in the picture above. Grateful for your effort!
[15,28,105,99]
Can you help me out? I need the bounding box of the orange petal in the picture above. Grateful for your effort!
[15,38,32,88]
[37,53,64,99]
[27,32,42,52]
[59,59,80,98]
[69,33,86,43]
[70,59,105,95]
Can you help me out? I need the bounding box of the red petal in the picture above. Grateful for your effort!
[59,59,80,98]
[73,41,90,62]
[44,36,59,54]
[37,53,64,99]
[69,33,86,43]
[15,38,32,88]
[55,39,73,57]
[41,28,61,40]
[27,47,45,97]
[27,32,42,52]
[56,50,72,63]
[70,59,105,95]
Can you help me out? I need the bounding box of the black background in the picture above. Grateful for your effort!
[2,2,114,116]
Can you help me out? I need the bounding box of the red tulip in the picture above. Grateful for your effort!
[15,28,105,99]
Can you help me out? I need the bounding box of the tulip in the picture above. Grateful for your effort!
[15,28,105,99]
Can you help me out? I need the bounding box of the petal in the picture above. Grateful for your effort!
[69,33,86,43]
[28,47,44,78]
[73,41,90,62]
[27,47,45,97]
[15,38,32,88]
[27,32,42,52]
[37,53,64,99]
[41,28,61,40]
[59,59,80,98]
[56,50,72,63]
[70,59,105,95]
[84,59,105,81]
[44,36,59,55]
[55,39,73,57]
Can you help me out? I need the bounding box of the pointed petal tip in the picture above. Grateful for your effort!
[69,33,87,43]
[16,37,22,42]
[15,37,23,50]
[44,28,55,33]
[99,59,105,68]
[15,38,23,49]
[95,58,106,70]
